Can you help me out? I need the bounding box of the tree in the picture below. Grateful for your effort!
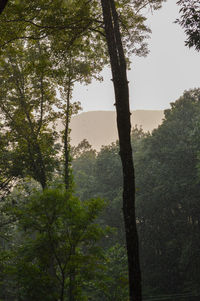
[0,0,8,15]
[56,89,200,298]
[89,244,129,301]
[0,132,18,198]
[135,89,200,296]
[55,48,103,190]
[99,1,166,299]
[99,1,143,300]
[0,41,60,189]
[0,1,166,300]
[176,0,200,51]
[3,186,108,301]
[72,139,97,201]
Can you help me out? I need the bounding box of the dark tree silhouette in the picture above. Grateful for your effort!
[100,1,142,300]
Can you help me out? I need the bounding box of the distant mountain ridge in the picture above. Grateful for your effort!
[59,110,164,150]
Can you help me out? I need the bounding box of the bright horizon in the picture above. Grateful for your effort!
[73,0,200,113]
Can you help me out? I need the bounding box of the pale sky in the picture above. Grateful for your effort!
[73,0,200,112]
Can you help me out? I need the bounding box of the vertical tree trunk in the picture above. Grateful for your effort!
[100,1,142,300]
[64,85,71,190]
[63,83,76,301]
[69,246,76,301]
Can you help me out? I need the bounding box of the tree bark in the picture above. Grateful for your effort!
[0,0,8,15]
[63,82,75,301]
[100,1,142,300]
[64,84,71,190]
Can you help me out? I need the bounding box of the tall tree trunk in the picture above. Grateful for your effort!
[64,85,71,190]
[63,83,76,301]
[100,1,142,300]
[69,246,76,301]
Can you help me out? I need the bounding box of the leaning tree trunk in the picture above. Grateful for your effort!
[100,1,142,300]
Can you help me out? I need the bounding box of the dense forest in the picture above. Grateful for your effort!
[72,89,200,300]
[1,89,200,300]
[0,0,200,300]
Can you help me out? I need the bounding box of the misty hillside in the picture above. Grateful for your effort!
[66,110,164,150]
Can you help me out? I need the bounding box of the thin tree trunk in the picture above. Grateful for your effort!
[60,276,65,301]
[64,85,71,190]
[100,1,142,300]
[63,82,76,301]
[69,248,75,301]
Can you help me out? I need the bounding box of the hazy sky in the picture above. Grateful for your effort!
[73,0,200,112]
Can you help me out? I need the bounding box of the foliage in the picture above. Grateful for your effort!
[72,89,200,298]
[88,244,129,301]
[72,140,97,201]
[0,0,166,59]
[0,1,197,300]
[176,0,200,51]
[136,88,200,295]
[0,41,60,188]
[2,187,108,301]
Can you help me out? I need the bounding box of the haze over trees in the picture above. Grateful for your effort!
[68,110,164,150]
[1,88,200,300]
[72,88,200,300]
[0,1,199,301]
